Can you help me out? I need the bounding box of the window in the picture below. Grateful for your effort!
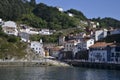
[111,53,114,57]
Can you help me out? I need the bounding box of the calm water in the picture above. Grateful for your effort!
[0,67,120,80]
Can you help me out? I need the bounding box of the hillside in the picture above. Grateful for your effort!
[0,26,27,59]
[0,0,87,30]
[91,17,120,28]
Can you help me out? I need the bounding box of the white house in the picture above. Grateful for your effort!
[64,40,79,51]
[95,29,108,41]
[110,29,120,35]
[89,42,120,63]
[56,7,64,12]
[39,29,52,35]
[0,18,3,25]
[88,21,99,28]
[2,21,18,36]
[68,13,74,17]
[30,39,45,56]
[72,38,94,57]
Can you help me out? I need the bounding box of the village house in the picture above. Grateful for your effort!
[95,29,108,41]
[88,21,99,28]
[2,21,18,36]
[20,25,39,35]
[56,7,64,12]
[58,36,65,46]
[110,28,120,35]
[89,42,120,63]
[73,38,94,59]
[39,29,53,35]
[49,46,64,59]
[68,13,74,17]
[75,38,94,51]
[64,40,80,52]
[0,18,3,25]
[19,32,30,42]
[30,39,45,57]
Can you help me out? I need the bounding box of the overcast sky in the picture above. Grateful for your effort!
[36,0,120,20]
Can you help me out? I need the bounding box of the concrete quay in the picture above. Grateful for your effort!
[65,60,120,70]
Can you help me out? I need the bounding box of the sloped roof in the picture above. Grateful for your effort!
[90,42,114,48]
[2,21,17,28]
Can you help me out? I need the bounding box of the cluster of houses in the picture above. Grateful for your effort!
[0,19,53,58]
[47,26,120,63]
[0,18,120,63]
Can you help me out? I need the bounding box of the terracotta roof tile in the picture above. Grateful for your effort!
[90,42,114,48]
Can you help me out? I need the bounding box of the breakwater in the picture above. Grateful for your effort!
[66,60,120,70]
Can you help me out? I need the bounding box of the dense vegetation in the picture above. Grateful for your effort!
[91,17,120,28]
[0,0,87,30]
[0,26,27,59]
[100,34,120,43]
[66,9,87,20]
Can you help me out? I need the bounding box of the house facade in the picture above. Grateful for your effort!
[110,29,120,35]
[2,21,18,36]
[89,42,120,63]
[75,38,94,51]
[64,40,79,51]
[95,29,108,41]
[30,39,45,56]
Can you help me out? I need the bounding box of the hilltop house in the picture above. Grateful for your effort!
[56,7,63,12]
[2,21,18,36]
[30,39,45,56]
[89,42,120,63]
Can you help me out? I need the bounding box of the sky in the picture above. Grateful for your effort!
[36,0,120,20]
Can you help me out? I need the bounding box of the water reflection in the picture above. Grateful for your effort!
[0,67,120,80]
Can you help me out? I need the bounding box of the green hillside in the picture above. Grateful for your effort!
[0,26,27,59]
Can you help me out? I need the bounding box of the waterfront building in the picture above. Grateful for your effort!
[73,38,94,58]
[30,39,45,56]
[2,21,18,36]
[49,47,63,59]
[89,42,120,63]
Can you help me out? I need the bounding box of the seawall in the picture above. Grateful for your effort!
[66,60,120,70]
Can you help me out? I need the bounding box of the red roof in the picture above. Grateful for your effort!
[90,42,114,48]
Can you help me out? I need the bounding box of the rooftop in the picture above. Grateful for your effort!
[90,42,115,48]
